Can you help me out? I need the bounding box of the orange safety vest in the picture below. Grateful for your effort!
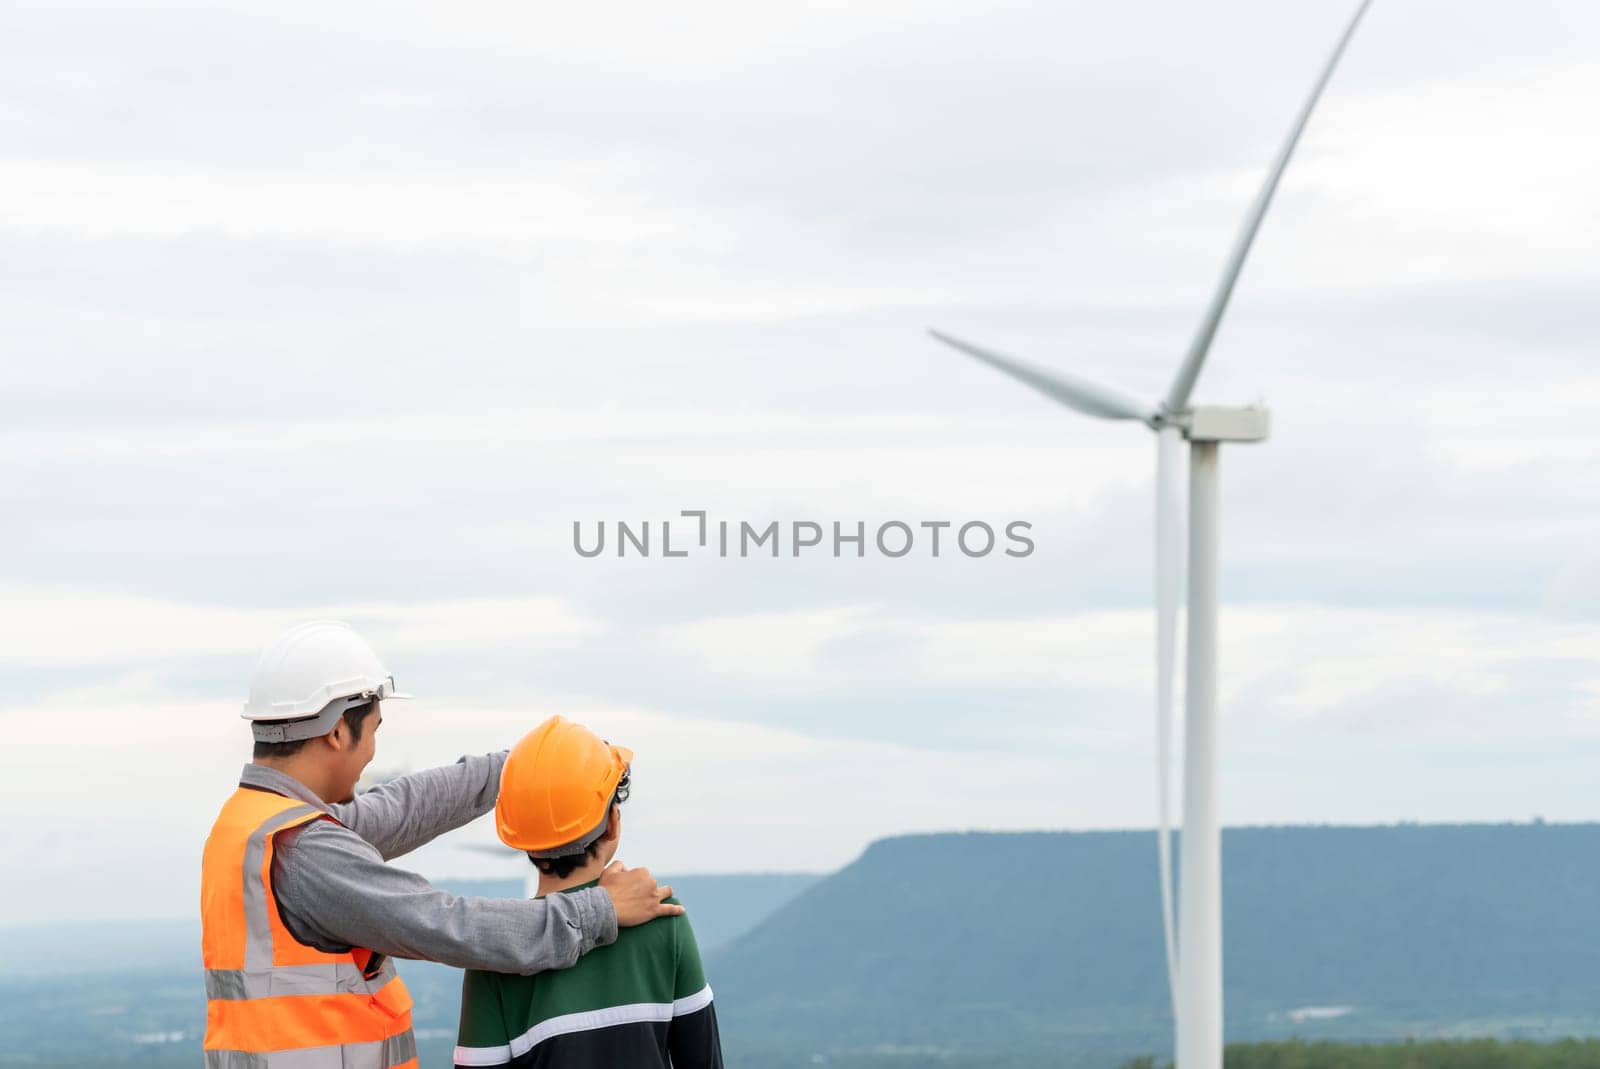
[200,786,417,1069]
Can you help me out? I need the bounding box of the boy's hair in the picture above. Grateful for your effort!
[527,785,627,879]
[528,839,605,879]
[252,701,377,760]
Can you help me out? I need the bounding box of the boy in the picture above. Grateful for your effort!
[454,716,723,1068]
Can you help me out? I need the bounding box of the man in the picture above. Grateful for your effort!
[200,621,683,1069]
[454,716,722,1068]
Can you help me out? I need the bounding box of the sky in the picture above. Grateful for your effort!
[3,0,1599,926]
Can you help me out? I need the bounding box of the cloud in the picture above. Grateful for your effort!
[8,591,1600,926]
[654,601,1600,743]
[3,0,1600,928]
[0,159,691,246]
[0,681,1087,923]
[0,588,601,668]
[660,606,883,679]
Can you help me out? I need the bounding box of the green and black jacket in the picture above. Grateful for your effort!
[454,882,722,1068]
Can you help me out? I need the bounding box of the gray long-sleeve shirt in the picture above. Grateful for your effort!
[239,757,617,975]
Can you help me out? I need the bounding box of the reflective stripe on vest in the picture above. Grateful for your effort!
[203,1029,418,1069]
[201,787,415,1067]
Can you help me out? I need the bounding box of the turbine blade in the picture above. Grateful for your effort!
[929,329,1156,424]
[1164,0,1375,413]
[1154,426,1185,1014]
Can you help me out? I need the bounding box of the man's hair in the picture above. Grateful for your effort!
[252,701,377,760]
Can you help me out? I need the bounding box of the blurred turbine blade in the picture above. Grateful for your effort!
[929,329,1156,423]
[1155,426,1185,1014]
[1164,0,1375,413]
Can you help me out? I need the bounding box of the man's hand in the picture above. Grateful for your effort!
[599,861,685,927]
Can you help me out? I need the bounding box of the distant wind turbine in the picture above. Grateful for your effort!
[460,842,539,900]
[927,3,1375,1067]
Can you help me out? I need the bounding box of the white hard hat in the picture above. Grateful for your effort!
[243,621,411,743]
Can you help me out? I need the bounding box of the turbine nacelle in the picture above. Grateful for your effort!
[1184,405,1270,444]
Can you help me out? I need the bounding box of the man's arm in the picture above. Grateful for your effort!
[274,820,616,974]
[326,752,505,860]
[666,911,724,1069]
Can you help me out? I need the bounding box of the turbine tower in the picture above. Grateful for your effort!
[928,4,1373,1066]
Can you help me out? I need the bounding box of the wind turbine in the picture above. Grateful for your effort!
[928,3,1374,1067]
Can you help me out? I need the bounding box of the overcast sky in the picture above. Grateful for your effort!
[3,0,1598,926]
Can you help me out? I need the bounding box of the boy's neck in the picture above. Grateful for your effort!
[537,860,606,898]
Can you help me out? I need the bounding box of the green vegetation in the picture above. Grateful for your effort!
[1121,1039,1600,1068]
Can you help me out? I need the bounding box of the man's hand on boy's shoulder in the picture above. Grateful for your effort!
[600,861,687,927]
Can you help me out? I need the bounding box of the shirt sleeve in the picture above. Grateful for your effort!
[325,752,506,861]
[455,969,513,1068]
[271,819,617,974]
[667,912,723,1069]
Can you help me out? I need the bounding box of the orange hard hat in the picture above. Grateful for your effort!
[496,715,633,855]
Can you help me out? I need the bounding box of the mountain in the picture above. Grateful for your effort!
[0,872,817,978]
[431,871,821,953]
[709,824,1600,1064]
[0,919,199,976]
[8,824,1600,1068]
[0,871,819,1067]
